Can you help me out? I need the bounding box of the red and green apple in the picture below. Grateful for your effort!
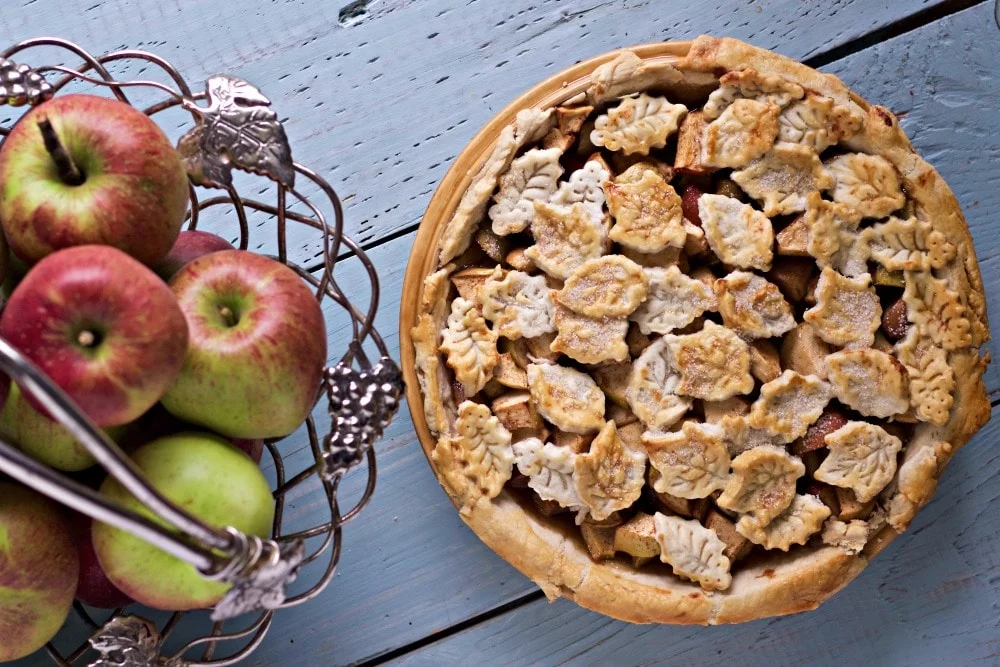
[162,250,327,439]
[0,94,189,266]
[0,483,78,661]
[155,230,234,280]
[0,245,189,428]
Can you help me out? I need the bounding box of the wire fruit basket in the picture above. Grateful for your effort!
[0,38,403,665]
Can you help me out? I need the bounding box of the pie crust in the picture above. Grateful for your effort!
[405,37,991,626]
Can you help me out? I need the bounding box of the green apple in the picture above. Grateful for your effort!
[0,483,78,661]
[4,383,124,471]
[93,432,274,610]
[162,250,327,439]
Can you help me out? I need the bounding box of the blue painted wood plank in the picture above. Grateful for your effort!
[0,0,962,269]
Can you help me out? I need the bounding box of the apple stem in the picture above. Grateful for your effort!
[218,306,238,327]
[37,117,85,186]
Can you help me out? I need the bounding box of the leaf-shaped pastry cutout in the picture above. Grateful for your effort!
[736,494,831,551]
[862,216,957,272]
[643,421,731,499]
[698,194,774,271]
[481,267,555,339]
[821,518,871,555]
[824,153,905,219]
[550,302,629,365]
[702,98,780,169]
[488,147,564,236]
[669,321,754,401]
[586,51,684,105]
[902,270,972,351]
[527,362,606,433]
[715,271,796,340]
[630,266,717,335]
[627,336,692,430]
[731,143,834,216]
[653,513,732,591]
[748,370,832,444]
[439,108,555,264]
[512,438,584,509]
[719,415,783,457]
[604,170,686,252]
[803,267,881,347]
[703,68,804,120]
[550,160,609,220]
[826,349,909,418]
[526,201,607,280]
[717,444,804,524]
[557,255,649,318]
[438,297,499,395]
[574,421,647,520]
[814,421,902,502]
[778,93,863,152]
[802,191,867,277]
[591,93,687,155]
[431,401,513,513]
[895,329,954,426]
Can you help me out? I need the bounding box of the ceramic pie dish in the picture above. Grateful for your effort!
[399,36,991,624]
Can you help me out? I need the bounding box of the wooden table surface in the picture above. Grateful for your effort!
[3,0,999,665]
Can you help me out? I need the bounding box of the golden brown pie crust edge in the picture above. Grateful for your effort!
[408,35,992,624]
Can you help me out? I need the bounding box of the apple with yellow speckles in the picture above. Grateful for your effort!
[0,94,189,266]
[0,245,189,428]
[0,483,78,661]
[162,250,326,439]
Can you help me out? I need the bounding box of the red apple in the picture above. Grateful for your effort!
[155,230,234,280]
[162,250,326,439]
[232,437,265,464]
[0,245,189,427]
[0,94,189,266]
[0,483,78,661]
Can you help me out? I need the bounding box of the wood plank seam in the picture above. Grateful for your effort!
[802,0,988,66]
[355,590,547,667]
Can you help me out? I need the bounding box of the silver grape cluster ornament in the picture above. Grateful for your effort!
[0,57,53,106]
[321,356,404,481]
[0,37,404,666]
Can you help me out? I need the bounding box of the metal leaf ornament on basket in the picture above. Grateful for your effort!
[178,74,295,189]
[88,617,163,667]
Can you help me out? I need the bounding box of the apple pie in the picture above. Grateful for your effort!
[408,37,990,624]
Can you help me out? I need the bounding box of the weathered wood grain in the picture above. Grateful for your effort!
[0,0,964,270]
[385,401,1000,665]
